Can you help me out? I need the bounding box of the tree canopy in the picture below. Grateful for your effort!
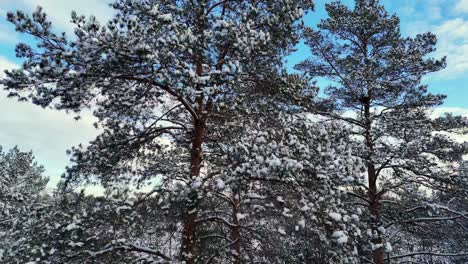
[1,0,468,263]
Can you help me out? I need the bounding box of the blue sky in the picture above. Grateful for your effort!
[1,0,468,189]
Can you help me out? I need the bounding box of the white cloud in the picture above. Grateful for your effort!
[389,0,468,80]
[434,18,468,38]
[0,56,99,190]
[431,107,468,118]
[430,18,468,79]
[455,0,468,14]
[1,0,114,34]
[0,56,18,77]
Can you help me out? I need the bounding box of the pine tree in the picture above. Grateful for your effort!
[0,146,48,262]
[297,0,467,263]
[2,1,314,262]
[204,74,366,262]
[225,113,365,263]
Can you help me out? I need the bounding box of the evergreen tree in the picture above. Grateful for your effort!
[0,146,48,262]
[203,73,366,262]
[3,1,468,263]
[297,1,468,263]
[2,1,314,262]
[225,113,365,263]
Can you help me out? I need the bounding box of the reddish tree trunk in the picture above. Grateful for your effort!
[364,98,384,264]
[181,211,198,264]
[181,118,205,264]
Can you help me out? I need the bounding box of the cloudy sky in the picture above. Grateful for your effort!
[1,0,468,189]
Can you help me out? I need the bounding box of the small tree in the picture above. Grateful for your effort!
[0,146,48,261]
[297,0,467,263]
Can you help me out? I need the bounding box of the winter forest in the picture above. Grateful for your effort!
[1,0,468,263]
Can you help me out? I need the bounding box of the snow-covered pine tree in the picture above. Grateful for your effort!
[201,72,365,263]
[224,114,365,263]
[407,161,468,264]
[297,0,468,263]
[2,187,161,263]
[0,146,48,262]
[2,1,314,262]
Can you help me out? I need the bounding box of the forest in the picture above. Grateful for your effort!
[1,0,468,263]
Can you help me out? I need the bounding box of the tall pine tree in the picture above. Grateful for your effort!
[297,0,467,263]
[2,1,314,262]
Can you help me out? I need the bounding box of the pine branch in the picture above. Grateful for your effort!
[388,251,468,260]
[68,243,172,261]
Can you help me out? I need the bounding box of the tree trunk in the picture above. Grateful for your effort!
[368,162,384,264]
[230,194,241,263]
[181,118,205,264]
[364,98,384,264]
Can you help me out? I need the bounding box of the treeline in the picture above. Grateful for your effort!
[1,0,468,263]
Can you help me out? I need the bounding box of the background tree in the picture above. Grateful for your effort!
[0,146,48,262]
[297,0,468,263]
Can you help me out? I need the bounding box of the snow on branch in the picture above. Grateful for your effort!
[70,243,172,262]
[388,251,468,260]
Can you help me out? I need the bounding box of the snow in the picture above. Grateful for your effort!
[215,179,225,190]
[282,208,293,218]
[298,219,306,228]
[372,243,383,250]
[267,155,282,167]
[300,204,311,211]
[344,176,355,182]
[246,192,264,199]
[4,1,463,263]
[149,5,160,15]
[337,236,348,245]
[332,231,348,245]
[329,212,342,221]
[198,75,211,83]
[116,205,131,214]
[385,242,393,252]
[276,196,285,203]
[191,178,202,189]
[236,213,247,220]
[65,223,79,231]
[278,227,286,235]
[213,20,229,29]
[157,14,173,22]
[68,241,84,247]
[378,226,386,233]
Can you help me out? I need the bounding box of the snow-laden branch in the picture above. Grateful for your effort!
[195,216,239,228]
[116,75,199,120]
[431,203,468,220]
[386,216,463,228]
[388,251,468,260]
[70,242,172,262]
[345,191,371,203]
